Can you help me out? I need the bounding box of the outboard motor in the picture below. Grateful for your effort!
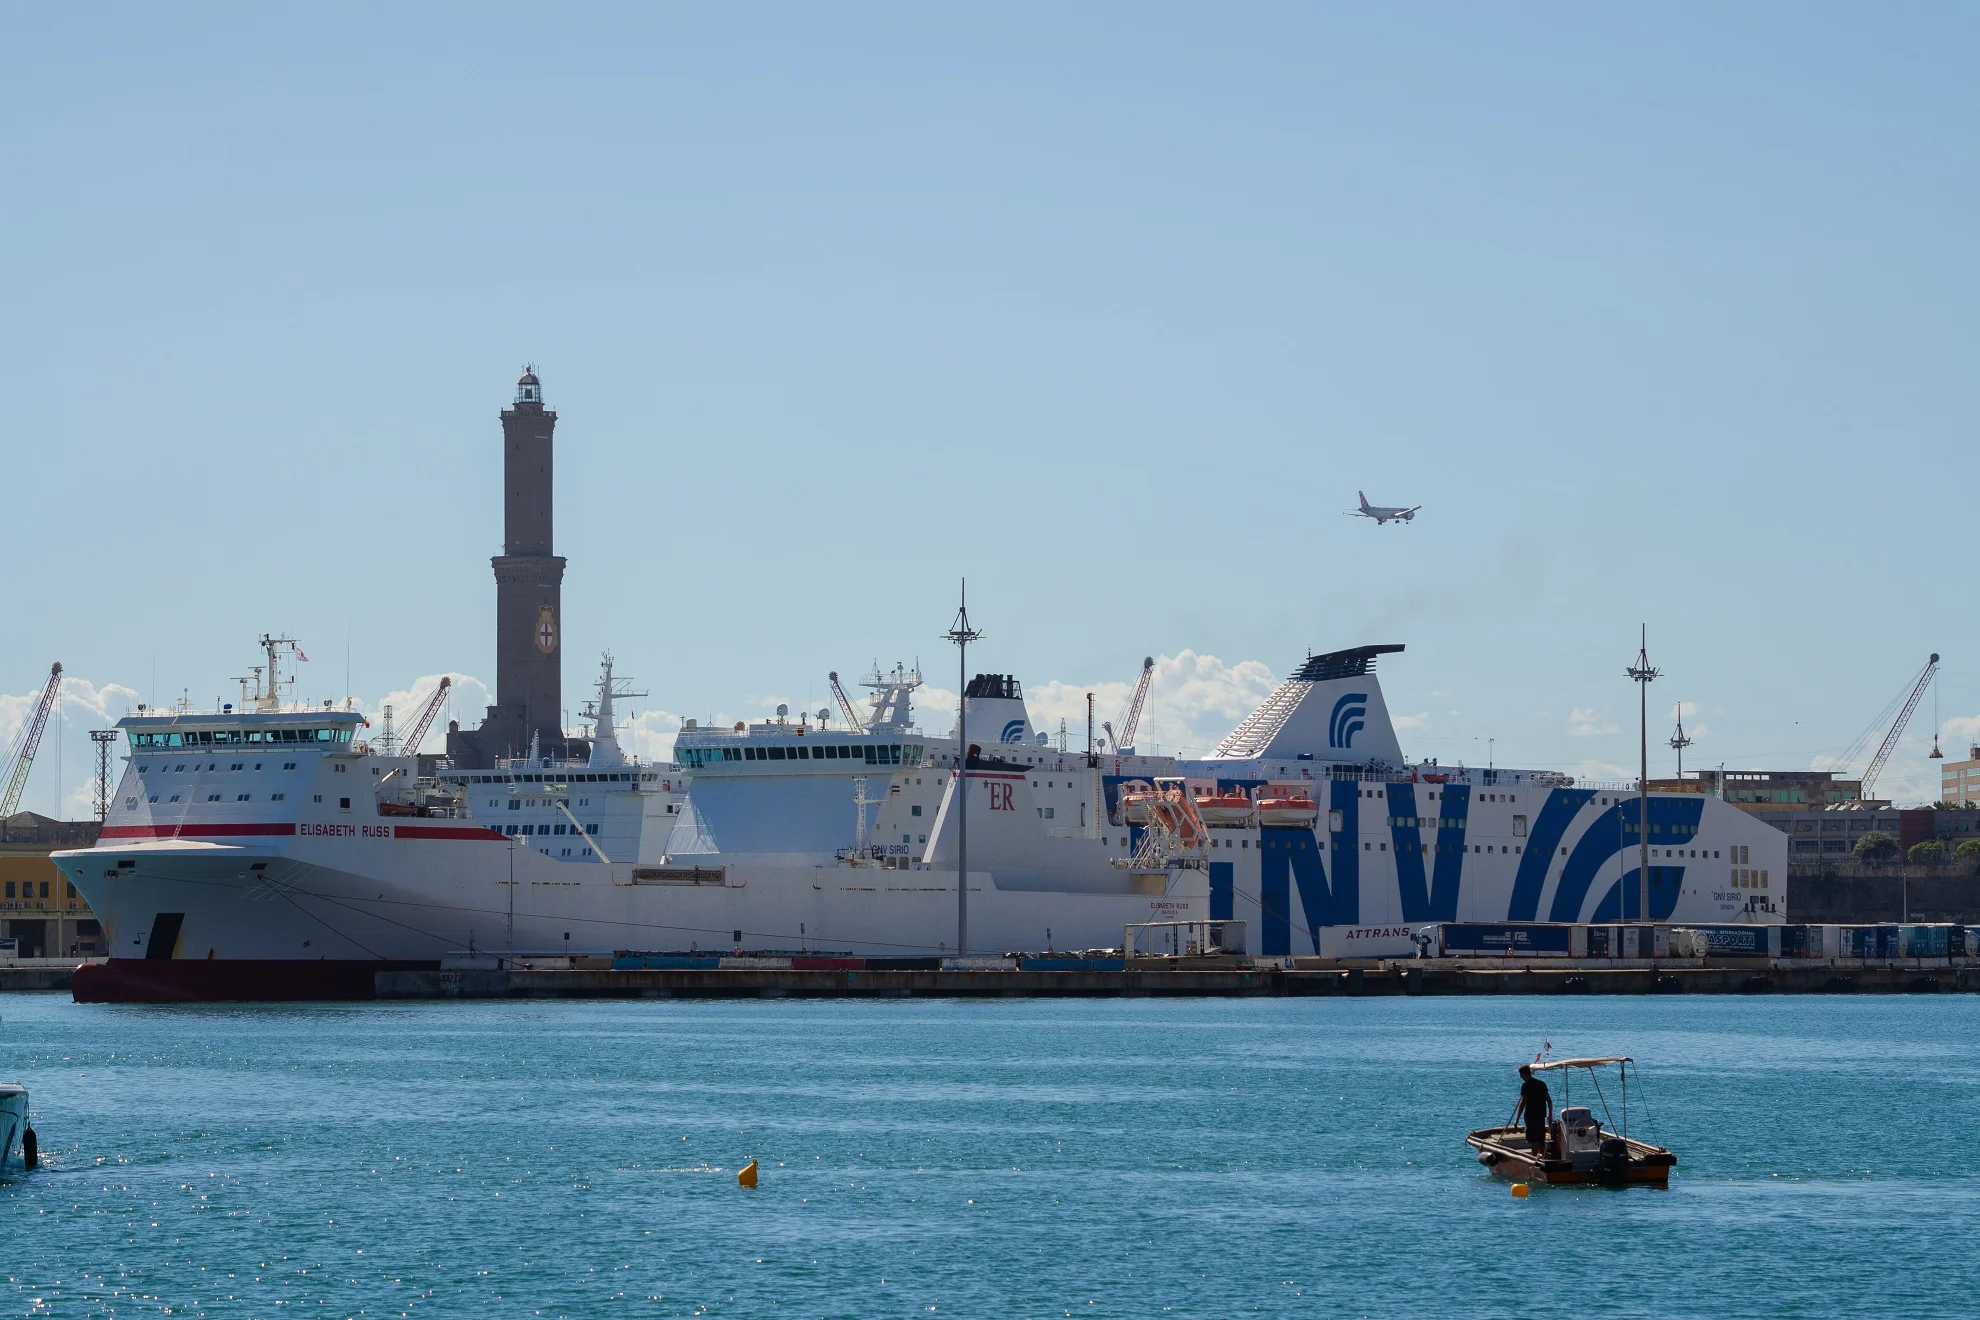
[1596,1136,1631,1185]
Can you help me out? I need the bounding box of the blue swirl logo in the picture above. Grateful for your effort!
[1329,692,1368,749]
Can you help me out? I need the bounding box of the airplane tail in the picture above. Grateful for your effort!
[1358,491,1369,511]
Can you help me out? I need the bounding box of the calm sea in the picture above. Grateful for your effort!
[3,993,1976,1318]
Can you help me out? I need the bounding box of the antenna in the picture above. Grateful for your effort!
[90,730,117,821]
[1669,707,1693,778]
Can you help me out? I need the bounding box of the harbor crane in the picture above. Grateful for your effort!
[1859,654,1939,800]
[395,676,453,758]
[828,671,865,733]
[1102,657,1155,753]
[1,662,63,818]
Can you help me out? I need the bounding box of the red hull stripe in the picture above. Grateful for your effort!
[394,824,507,841]
[99,823,298,839]
[96,822,506,842]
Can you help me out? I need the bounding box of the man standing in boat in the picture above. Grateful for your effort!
[1515,1064,1553,1156]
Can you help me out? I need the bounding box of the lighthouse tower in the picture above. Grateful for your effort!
[447,366,575,767]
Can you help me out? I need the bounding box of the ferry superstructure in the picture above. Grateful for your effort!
[664,644,1787,961]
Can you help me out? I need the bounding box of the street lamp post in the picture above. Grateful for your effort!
[944,581,982,956]
[1627,627,1661,927]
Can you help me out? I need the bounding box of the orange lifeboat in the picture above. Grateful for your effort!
[1257,793,1320,829]
[1193,792,1254,826]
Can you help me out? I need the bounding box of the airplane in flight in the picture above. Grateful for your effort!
[1350,491,1421,525]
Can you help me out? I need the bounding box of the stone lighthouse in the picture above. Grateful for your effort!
[447,366,574,767]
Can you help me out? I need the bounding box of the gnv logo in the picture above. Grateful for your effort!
[1329,692,1368,749]
[1000,719,1026,743]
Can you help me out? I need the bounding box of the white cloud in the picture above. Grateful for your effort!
[1394,711,1430,731]
[347,673,490,756]
[1569,707,1617,737]
[1018,651,1280,757]
[623,707,686,763]
[0,673,143,819]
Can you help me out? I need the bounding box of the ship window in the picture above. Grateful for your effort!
[796,746,809,759]
[207,794,221,802]
[231,763,243,771]
[148,795,159,804]
[3,883,10,898]
[339,797,351,809]
[272,793,285,801]
[911,804,923,816]
[284,763,296,771]
[770,746,787,760]
[313,794,322,803]
[237,793,251,801]
[508,800,520,811]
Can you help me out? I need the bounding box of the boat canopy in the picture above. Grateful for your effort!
[1530,1057,1631,1071]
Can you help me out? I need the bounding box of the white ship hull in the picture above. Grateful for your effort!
[64,838,1200,963]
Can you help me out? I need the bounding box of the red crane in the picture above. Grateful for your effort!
[1861,654,1938,799]
[828,671,865,734]
[395,676,452,758]
[2,662,63,817]
[1105,657,1155,752]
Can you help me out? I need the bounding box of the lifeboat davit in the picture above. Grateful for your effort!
[1193,793,1254,826]
[1257,794,1320,829]
[1122,792,1154,825]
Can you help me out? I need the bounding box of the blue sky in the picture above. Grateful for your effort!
[3,3,1973,816]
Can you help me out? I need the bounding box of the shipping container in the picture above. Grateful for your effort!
[1899,925,1951,958]
[1674,925,1782,958]
[1432,923,1578,957]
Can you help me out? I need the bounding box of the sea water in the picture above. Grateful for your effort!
[2,993,1977,1318]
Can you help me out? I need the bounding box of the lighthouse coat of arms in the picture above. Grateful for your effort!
[535,603,558,655]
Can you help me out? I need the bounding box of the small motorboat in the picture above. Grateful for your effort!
[0,1082,33,1173]
[1193,792,1254,826]
[1256,794,1320,829]
[1466,1057,1674,1187]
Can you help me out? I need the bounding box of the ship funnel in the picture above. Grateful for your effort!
[956,673,1034,748]
[1209,645,1406,765]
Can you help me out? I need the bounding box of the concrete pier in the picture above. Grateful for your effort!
[374,961,1980,1000]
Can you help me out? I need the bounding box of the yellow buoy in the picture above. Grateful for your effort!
[738,1159,759,1188]
[1510,1182,1530,1198]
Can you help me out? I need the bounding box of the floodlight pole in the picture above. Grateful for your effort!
[1626,627,1661,926]
[944,581,983,956]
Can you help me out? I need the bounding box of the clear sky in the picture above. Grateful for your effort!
[3,3,1974,818]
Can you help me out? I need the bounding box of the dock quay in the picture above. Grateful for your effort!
[374,958,1980,1001]
[0,958,101,993]
[7,957,1977,1000]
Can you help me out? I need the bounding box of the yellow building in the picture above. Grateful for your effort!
[1942,747,1980,807]
[0,813,102,958]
